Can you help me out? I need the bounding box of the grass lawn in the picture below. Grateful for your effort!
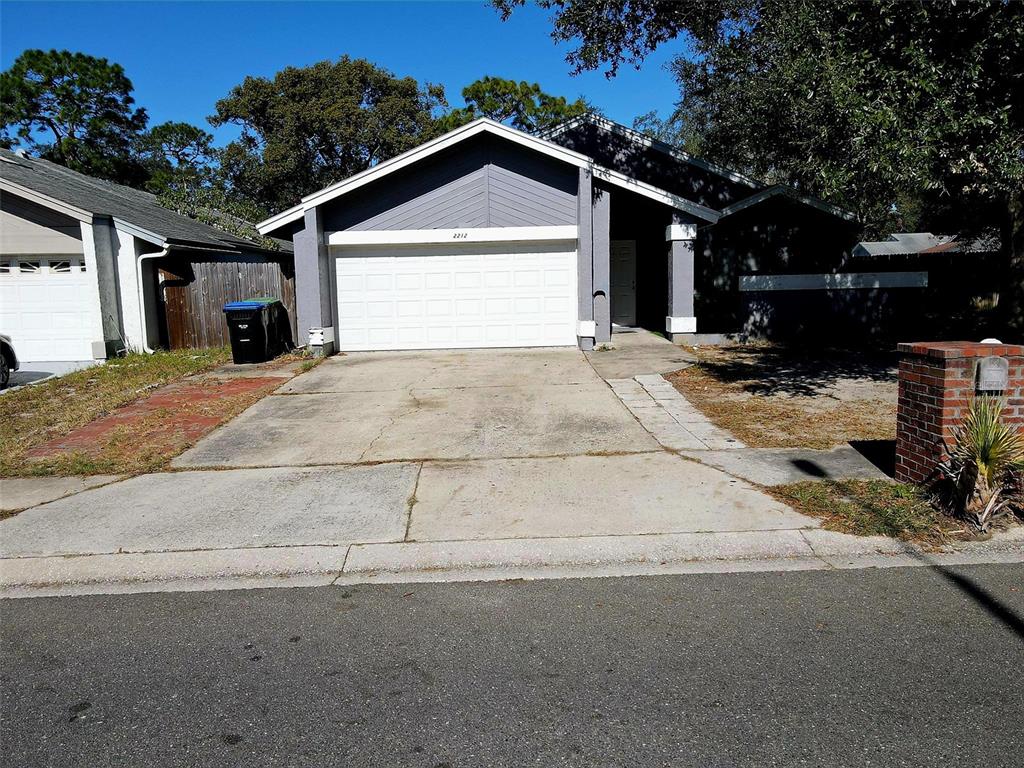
[666,343,897,449]
[1,348,229,477]
[771,480,972,546]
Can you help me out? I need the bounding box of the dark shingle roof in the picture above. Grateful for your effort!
[0,148,287,253]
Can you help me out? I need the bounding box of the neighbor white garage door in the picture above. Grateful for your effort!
[0,256,96,361]
[334,240,578,351]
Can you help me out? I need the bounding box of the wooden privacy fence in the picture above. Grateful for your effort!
[157,253,297,350]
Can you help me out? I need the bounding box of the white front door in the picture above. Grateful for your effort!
[610,240,637,326]
[0,256,96,361]
[334,240,578,351]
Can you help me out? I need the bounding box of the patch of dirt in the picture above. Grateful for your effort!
[665,343,898,449]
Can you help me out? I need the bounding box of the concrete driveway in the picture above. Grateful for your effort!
[2,341,830,594]
[173,348,656,466]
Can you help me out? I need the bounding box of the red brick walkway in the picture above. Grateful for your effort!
[28,376,285,460]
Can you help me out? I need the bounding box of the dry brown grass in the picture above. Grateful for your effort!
[13,381,279,478]
[665,343,898,449]
[770,480,980,547]
[1,349,230,475]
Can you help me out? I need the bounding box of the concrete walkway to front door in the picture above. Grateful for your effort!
[4,339,1016,597]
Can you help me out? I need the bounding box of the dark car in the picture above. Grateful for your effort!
[0,334,19,389]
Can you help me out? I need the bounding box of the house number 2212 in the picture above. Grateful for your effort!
[452,232,468,239]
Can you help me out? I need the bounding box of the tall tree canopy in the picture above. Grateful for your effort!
[210,57,446,213]
[0,49,149,185]
[497,0,1024,334]
[135,120,218,195]
[439,76,589,132]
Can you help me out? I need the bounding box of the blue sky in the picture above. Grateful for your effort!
[0,1,686,146]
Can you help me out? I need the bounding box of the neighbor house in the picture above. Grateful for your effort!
[853,231,1003,337]
[255,115,935,354]
[0,148,295,364]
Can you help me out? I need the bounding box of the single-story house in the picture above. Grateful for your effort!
[255,114,932,353]
[0,148,295,364]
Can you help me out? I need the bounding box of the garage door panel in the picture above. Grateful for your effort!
[335,240,577,351]
[0,257,94,361]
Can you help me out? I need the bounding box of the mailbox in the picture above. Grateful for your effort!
[976,356,1009,393]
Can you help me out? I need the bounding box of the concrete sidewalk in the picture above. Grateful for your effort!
[2,517,1021,598]
[1,459,1021,597]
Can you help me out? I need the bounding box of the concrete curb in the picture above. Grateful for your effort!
[2,528,1021,599]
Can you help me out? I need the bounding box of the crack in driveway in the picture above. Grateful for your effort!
[356,390,424,462]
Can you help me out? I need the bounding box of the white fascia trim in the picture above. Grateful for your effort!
[666,223,698,241]
[593,165,720,223]
[257,119,592,236]
[721,185,857,223]
[738,272,929,292]
[0,178,93,222]
[257,204,305,234]
[111,217,167,247]
[328,225,578,247]
[542,113,762,189]
[666,316,697,333]
[577,320,597,338]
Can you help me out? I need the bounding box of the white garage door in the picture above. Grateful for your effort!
[334,240,578,351]
[0,256,96,361]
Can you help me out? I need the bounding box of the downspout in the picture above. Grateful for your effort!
[136,247,169,354]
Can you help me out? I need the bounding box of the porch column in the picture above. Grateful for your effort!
[665,219,697,339]
[576,167,595,351]
[592,186,611,343]
[293,206,336,355]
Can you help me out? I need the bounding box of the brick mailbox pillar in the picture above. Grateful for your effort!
[895,341,1024,484]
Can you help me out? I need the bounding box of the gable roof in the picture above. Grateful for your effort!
[539,112,763,191]
[719,184,857,223]
[257,118,720,234]
[542,114,856,223]
[0,149,285,253]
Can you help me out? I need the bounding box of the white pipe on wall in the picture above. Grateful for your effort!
[135,247,169,354]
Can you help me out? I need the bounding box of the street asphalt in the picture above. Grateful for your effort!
[3,565,1022,767]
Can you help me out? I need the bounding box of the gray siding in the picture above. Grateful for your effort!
[321,135,577,232]
[356,166,489,230]
[487,163,574,226]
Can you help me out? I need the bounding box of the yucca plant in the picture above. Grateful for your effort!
[938,397,1024,532]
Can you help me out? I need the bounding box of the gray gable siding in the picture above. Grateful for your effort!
[548,123,753,210]
[321,135,577,231]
